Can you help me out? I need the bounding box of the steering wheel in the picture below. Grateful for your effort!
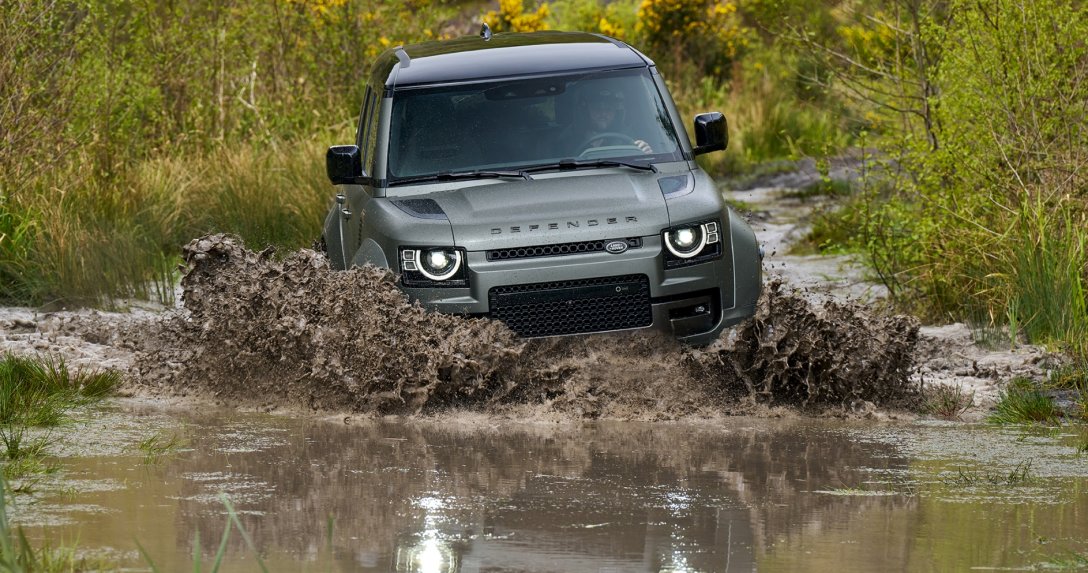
[577,131,638,152]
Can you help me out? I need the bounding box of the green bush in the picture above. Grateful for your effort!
[798,0,1088,355]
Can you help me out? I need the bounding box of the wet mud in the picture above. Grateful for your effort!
[121,234,920,418]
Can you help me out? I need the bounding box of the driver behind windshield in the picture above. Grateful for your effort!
[562,88,654,157]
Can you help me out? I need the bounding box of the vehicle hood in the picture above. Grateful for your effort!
[427,172,670,251]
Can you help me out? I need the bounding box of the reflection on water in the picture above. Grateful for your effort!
[11,404,1088,572]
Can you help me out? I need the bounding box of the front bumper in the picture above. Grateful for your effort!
[400,235,752,344]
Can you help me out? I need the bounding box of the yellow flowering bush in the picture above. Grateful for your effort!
[545,0,639,40]
[836,10,897,67]
[485,0,551,33]
[636,0,751,76]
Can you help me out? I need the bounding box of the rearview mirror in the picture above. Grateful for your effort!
[326,145,364,184]
[692,113,728,156]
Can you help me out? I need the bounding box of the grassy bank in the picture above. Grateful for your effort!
[2,138,330,306]
[0,0,459,306]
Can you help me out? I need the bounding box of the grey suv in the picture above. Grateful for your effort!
[322,30,762,345]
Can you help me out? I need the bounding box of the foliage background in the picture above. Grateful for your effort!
[2,0,1086,360]
[0,0,850,306]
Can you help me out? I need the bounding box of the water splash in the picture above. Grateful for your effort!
[130,235,920,418]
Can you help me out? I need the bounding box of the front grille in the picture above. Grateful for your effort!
[488,274,653,337]
[486,238,642,261]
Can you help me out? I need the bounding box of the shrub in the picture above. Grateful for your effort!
[485,0,551,32]
[636,0,752,78]
[923,383,974,419]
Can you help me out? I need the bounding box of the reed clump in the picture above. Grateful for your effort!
[0,354,120,480]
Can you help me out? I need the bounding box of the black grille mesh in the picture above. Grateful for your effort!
[486,238,641,261]
[488,274,652,337]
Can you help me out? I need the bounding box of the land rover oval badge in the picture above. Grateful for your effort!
[605,240,629,254]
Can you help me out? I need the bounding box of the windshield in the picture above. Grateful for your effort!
[387,68,684,183]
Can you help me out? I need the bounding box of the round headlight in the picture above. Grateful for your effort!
[665,225,706,258]
[417,248,462,281]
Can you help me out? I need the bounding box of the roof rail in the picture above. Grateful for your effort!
[395,47,410,68]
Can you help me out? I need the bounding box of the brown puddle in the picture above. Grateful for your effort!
[8,401,1088,572]
[120,235,920,418]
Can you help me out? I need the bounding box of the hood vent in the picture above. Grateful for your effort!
[391,199,448,220]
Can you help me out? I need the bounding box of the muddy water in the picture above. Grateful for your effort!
[10,401,1088,572]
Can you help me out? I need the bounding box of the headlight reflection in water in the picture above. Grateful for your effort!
[395,495,459,573]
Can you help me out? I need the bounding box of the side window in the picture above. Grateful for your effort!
[357,87,376,171]
[365,93,380,175]
[356,87,372,149]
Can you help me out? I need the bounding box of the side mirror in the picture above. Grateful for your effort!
[326,145,363,184]
[692,112,728,156]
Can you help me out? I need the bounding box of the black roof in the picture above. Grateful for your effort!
[370,31,652,90]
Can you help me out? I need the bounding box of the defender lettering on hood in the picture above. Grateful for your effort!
[490,217,638,235]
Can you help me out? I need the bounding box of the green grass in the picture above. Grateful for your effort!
[0,354,120,480]
[923,384,974,419]
[781,177,853,202]
[1043,361,1088,421]
[132,432,187,465]
[942,460,1035,487]
[0,354,121,428]
[1041,549,1088,569]
[0,200,36,303]
[988,378,1062,425]
[1075,432,1088,456]
[1005,202,1088,357]
[4,137,331,308]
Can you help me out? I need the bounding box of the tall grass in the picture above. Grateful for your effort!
[3,137,331,307]
[0,0,454,307]
[1005,201,1088,356]
[130,137,331,252]
[0,200,37,303]
[1,354,120,480]
[0,354,121,426]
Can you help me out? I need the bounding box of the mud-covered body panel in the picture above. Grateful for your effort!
[323,31,761,344]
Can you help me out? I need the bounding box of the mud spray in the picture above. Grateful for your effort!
[129,235,920,418]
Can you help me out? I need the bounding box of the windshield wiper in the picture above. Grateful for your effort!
[522,159,659,175]
[392,169,531,185]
